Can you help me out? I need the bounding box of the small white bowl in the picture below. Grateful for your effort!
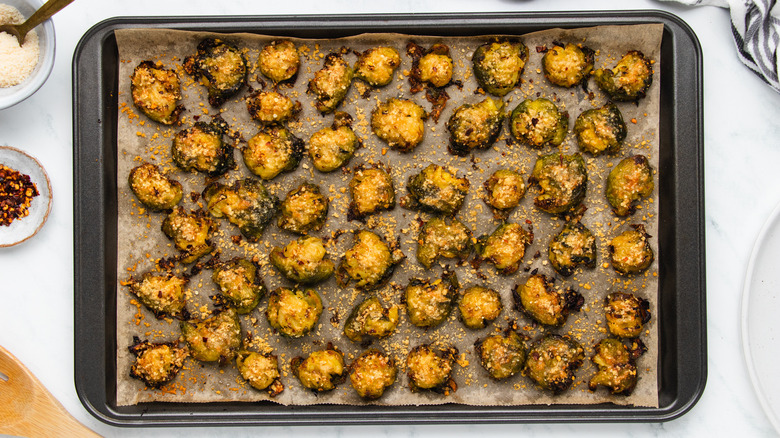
[0,0,55,110]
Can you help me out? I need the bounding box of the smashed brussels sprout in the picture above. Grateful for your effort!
[266,287,323,338]
[291,346,346,392]
[513,274,584,327]
[446,97,505,156]
[509,98,568,148]
[483,169,525,217]
[542,42,594,88]
[371,98,427,153]
[343,295,400,343]
[236,350,284,396]
[548,220,597,277]
[270,236,335,285]
[354,46,401,87]
[278,183,328,235]
[589,338,642,395]
[524,334,584,394]
[128,271,188,319]
[347,164,395,221]
[128,337,189,388]
[171,120,234,176]
[605,292,651,338]
[412,43,454,89]
[609,224,654,275]
[308,112,360,173]
[349,349,397,399]
[400,164,469,216]
[406,344,458,393]
[475,222,533,275]
[574,102,627,155]
[458,286,502,330]
[529,152,588,215]
[131,61,183,125]
[336,230,405,290]
[606,155,654,216]
[472,40,529,96]
[475,329,527,380]
[128,162,183,211]
[183,38,247,107]
[308,52,354,113]
[161,207,215,264]
[246,90,299,125]
[404,271,459,329]
[594,50,653,101]
[212,258,266,314]
[180,309,242,364]
[257,40,299,84]
[203,178,279,241]
[243,125,304,180]
[416,216,472,269]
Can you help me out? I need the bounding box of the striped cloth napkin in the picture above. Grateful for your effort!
[662,0,780,92]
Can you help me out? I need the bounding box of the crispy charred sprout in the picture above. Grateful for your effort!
[130,61,183,125]
[347,164,395,221]
[594,50,654,101]
[524,334,584,394]
[349,349,397,399]
[203,178,279,241]
[128,162,183,211]
[308,52,354,113]
[475,329,527,380]
[171,120,234,176]
[246,90,300,125]
[406,344,458,393]
[472,40,529,96]
[291,345,346,392]
[529,152,588,215]
[574,103,627,155]
[161,207,215,264]
[243,125,304,180]
[278,183,328,234]
[458,286,503,330]
[354,46,401,87]
[266,287,323,338]
[589,338,645,395]
[509,98,568,148]
[401,164,469,216]
[371,98,427,153]
[404,271,459,329]
[336,230,405,290]
[270,236,335,285]
[483,169,525,218]
[475,222,533,275]
[236,350,284,396]
[308,112,360,172]
[180,309,242,364]
[609,224,654,275]
[606,155,654,216]
[408,43,454,89]
[128,272,188,319]
[128,337,188,388]
[257,40,299,84]
[548,220,597,277]
[416,216,472,269]
[542,42,595,88]
[343,295,400,343]
[212,258,266,314]
[605,292,651,338]
[446,97,505,156]
[183,38,247,107]
[514,274,584,327]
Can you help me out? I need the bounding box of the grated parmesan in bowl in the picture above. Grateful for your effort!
[0,0,55,110]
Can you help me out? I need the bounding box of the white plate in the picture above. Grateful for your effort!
[0,145,52,247]
[742,199,780,434]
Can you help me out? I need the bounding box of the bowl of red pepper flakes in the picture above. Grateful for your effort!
[0,146,51,247]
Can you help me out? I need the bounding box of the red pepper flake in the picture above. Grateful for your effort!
[0,165,39,226]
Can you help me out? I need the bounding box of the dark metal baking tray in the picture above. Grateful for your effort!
[73,11,705,426]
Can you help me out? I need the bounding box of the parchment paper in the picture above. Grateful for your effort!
[115,24,663,408]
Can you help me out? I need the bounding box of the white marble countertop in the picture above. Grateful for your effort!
[1,0,779,436]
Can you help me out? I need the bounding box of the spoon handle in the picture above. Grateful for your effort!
[17,0,74,35]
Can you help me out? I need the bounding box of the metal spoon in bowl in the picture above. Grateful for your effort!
[0,0,73,46]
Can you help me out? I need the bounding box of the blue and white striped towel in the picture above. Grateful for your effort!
[664,0,780,92]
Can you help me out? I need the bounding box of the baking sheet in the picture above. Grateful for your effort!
[114,24,662,408]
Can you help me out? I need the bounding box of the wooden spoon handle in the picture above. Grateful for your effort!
[16,0,74,36]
